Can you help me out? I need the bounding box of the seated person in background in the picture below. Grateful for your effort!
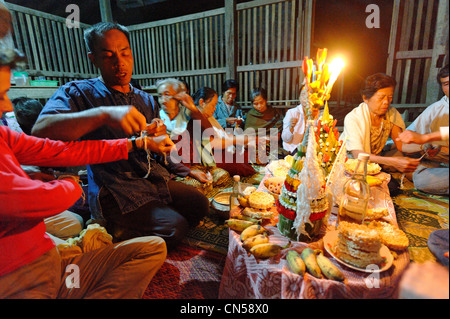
[282,85,308,155]
[400,64,449,195]
[341,73,420,194]
[179,78,190,95]
[173,86,256,177]
[213,79,245,129]
[157,78,199,138]
[12,97,43,135]
[0,16,165,298]
[156,78,213,183]
[244,87,283,141]
[1,110,22,132]
[31,21,209,248]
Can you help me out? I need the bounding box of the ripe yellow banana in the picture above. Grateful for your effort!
[315,249,345,282]
[240,224,267,242]
[242,234,269,251]
[250,243,283,259]
[225,219,254,232]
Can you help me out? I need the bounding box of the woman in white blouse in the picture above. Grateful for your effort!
[341,73,420,173]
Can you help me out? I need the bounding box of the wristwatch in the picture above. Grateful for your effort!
[131,136,138,150]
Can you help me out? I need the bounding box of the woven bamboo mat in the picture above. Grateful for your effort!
[391,173,449,263]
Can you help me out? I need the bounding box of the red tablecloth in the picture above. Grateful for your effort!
[219,172,410,299]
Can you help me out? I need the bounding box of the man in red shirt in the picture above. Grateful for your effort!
[0,4,167,298]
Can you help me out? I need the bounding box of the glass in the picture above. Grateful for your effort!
[338,153,370,224]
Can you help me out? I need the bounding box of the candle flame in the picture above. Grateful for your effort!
[329,58,345,76]
[325,57,345,95]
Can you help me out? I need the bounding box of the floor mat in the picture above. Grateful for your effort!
[183,165,265,255]
[143,244,227,299]
[183,212,229,255]
[391,174,449,263]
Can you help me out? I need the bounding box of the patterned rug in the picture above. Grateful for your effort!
[182,165,266,255]
[143,166,265,299]
[391,173,449,263]
[143,244,227,299]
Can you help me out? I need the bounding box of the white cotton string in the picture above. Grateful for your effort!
[141,119,169,179]
[140,130,152,179]
[152,118,169,165]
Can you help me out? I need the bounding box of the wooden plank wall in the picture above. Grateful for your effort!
[128,7,227,95]
[129,0,313,109]
[5,0,313,109]
[6,2,97,86]
[386,0,440,106]
[236,0,310,108]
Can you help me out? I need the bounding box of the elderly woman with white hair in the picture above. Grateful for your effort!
[156,78,201,138]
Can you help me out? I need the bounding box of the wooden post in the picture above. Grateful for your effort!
[99,0,113,23]
[224,0,237,80]
[426,0,449,104]
[386,0,401,76]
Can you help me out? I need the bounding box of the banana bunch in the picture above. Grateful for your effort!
[225,218,289,259]
[286,247,345,282]
[241,224,284,259]
[225,218,256,232]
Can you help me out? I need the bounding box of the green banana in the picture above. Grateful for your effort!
[225,219,254,232]
[250,243,283,259]
[314,249,345,282]
[301,247,322,278]
[242,234,269,251]
[240,224,267,242]
[286,250,306,276]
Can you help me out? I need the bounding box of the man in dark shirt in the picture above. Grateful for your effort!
[32,22,209,248]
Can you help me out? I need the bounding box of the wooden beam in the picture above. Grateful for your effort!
[395,49,433,60]
[127,8,224,30]
[426,0,449,104]
[386,0,401,75]
[224,0,237,80]
[99,0,113,22]
[391,103,428,108]
[132,67,227,79]
[8,86,58,100]
[25,68,97,79]
[237,0,287,10]
[4,2,90,28]
[237,60,302,72]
